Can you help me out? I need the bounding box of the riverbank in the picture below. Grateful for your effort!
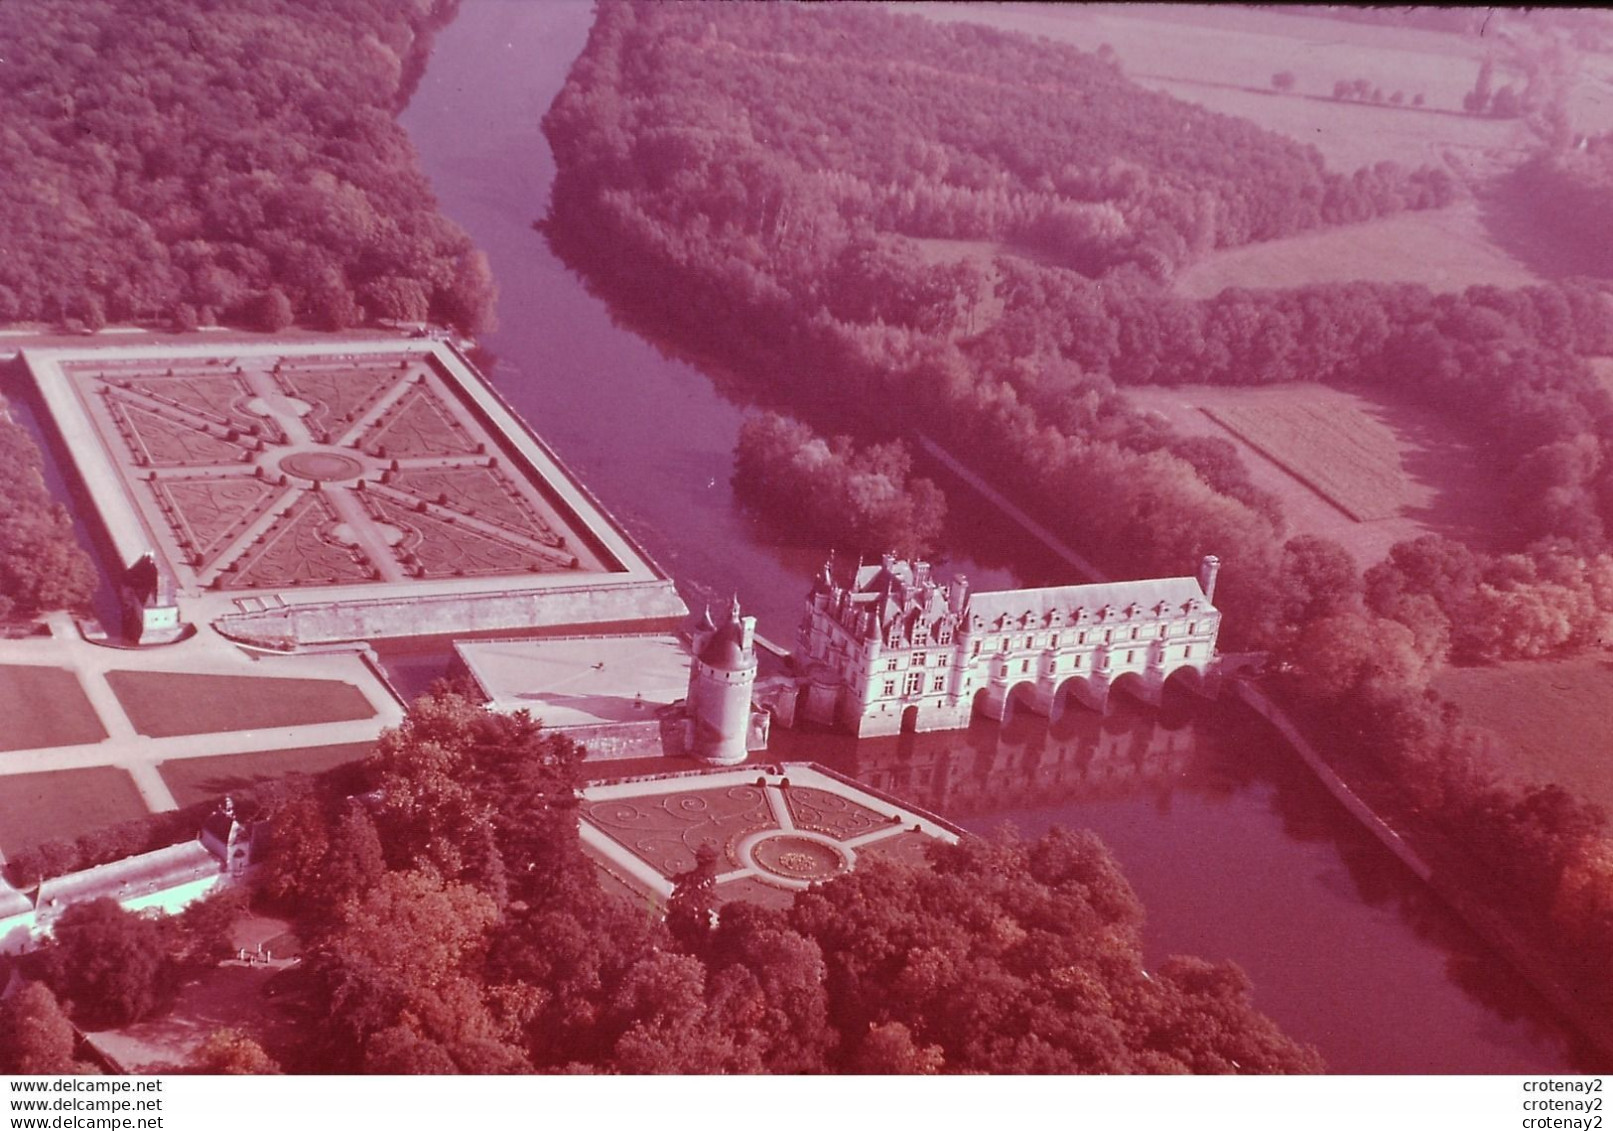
[1237,681,1613,1068]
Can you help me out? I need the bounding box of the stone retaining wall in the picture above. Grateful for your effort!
[214,577,687,646]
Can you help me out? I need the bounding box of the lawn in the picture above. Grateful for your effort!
[1124,383,1508,566]
[905,3,1535,171]
[0,664,107,752]
[0,766,147,856]
[160,742,375,808]
[1434,656,1613,814]
[1200,399,1407,522]
[1174,200,1541,298]
[105,670,377,738]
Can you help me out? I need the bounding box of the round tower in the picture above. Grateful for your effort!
[687,596,758,765]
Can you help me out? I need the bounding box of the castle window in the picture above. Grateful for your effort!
[1051,634,1059,648]
[1078,632,1086,645]
[912,652,928,667]
[1159,625,1167,638]
[937,623,953,644]
[1020,659,1029,673]
[1025,635,1033,649]
[1073,655,1082,668]
[1104,629,1112,643]
[1130,627,1139,640]
[887,659,898,672]
[972,641,981,656]
[932,675,945,692]
[882,680,895,697]
[1184,645,1193,658]
[904,671,924,695]
[1126,650,1135,663]
[1189,622,1197,635]
[940,655,949,667]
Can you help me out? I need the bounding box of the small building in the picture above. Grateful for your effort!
[794,554,1222,737]
[0,879,34,955]
[3,801,258,953]
[120,551,184,644]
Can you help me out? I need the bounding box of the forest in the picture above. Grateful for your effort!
[0,394,96,621]
[543,2,1613,1035]
[0,692,1328,1074]
[733,412,946,560]
[78,690,1312,1075]
[0,0,494,335]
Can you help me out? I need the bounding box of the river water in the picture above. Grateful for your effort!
[397,0,1590,1073]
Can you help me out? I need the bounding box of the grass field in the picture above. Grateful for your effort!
[1435,656,1613,815]
[1200,399,1408,522]
[105,670,376,738]
[1125,383,1509,565]
[0,665,107,752]
[1174,199,1542,298]
[0,767,147,856]
[1589,357,1613,395]
[161,742,375,808]
[905,3,1535,172]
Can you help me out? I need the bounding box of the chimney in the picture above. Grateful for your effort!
[949,574,970,613]
[1198,555,1221,604]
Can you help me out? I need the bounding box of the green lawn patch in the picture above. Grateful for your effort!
[0,767,147,856]
[1435,656,1613,814]
[159,742,375,808]
[105,670,376,738]
[0,665,107,751]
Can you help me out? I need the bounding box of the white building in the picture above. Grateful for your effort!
[794,554,1221,737]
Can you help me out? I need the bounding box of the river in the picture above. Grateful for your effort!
[397,0,1590,1073]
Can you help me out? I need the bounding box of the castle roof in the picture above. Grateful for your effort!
[697,599,754,671]
[37,841,221,911]
[968,576,1211,629]
[0,878,31,920]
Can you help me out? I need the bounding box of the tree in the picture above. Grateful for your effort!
[42,899,169,1027]
[0,983,78,1074]
[254,287,294,332]
[191,1029,281,1075]
[167,887,247,967]
[666,844,719,953]
[1465,57,1494,114]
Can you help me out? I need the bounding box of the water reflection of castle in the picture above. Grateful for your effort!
[774,697,1205,821]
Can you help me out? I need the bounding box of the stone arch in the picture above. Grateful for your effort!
[1108,670,1155,707]
[1054,674,1106,715]
[971,686,994,720]
[1161,664,1205,697]
[901,704,920,734]
[1000,680,1040,723]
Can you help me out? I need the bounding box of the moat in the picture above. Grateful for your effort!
[398,0,1592,1072]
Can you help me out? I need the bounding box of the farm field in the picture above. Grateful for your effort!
[0,766,146,856]
[904,2,1535,172]
[1590,357,1613,394]
[1200,399,1406,522]
[0,664,107,752]
[161,742,374,808]
[1434,656,1613,815]
[105,670,377,738]
[1124,383,1511,565]
[1174,198,1542,297]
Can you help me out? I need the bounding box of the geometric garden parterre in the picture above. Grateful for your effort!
[59,349,612,595]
